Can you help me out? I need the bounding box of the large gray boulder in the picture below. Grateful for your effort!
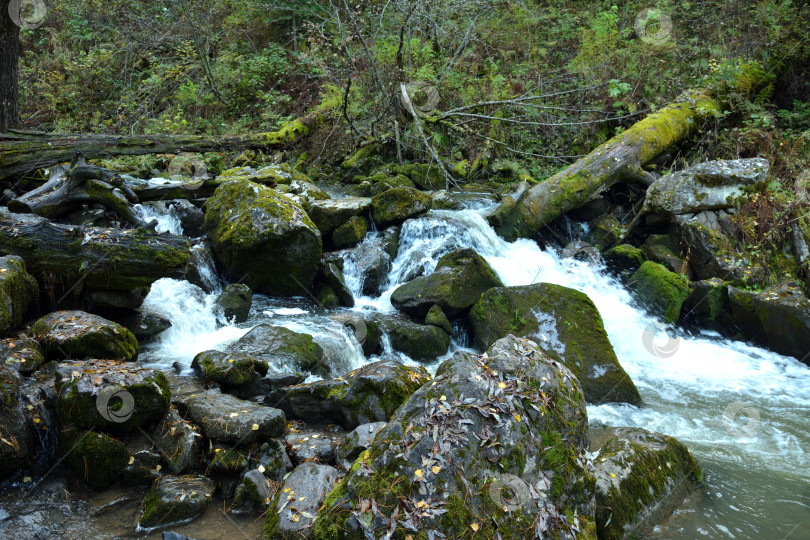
[307,197,372,238]
[30,310,139,361]
[751,282,810,362]
[265,462,340,539]
[204,179,322,296]
[644,158,769,216]
[139,475,215,530]
[152,408,203,474]
[313,336,596,538]
[186,390,286,445]
[370,187,430,227]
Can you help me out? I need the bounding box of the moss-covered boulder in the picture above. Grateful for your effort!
[641,234,690,276]
[751,282,810,362]
[583,215,624,250]
[54,359,171,432]
[321,259,354,308]
[60,427,130,488]
[727,286,766,342]
[332,216,368,248]
[378,315,451,360]
[307,197,372,238]
[629,261,690,324]
[425,304,453,334]
[0,337,44,374]
[204,179,322,296]
[370,187,430,227]
[313,335,596,539]
[268,360,430,430]
[470,284,641,406]
[604,244,645,279]
[232,469,276,515]
[336,422,386,470]
[139,475,215,530]
[0,255,38,335]
[592,427,703,540]
[152,408,202,474]
[215,283,253,323]
[0,366,30,481]
[186,390,286,445]
[218,324,327,376]
[191,350,269,386]
[217,163,310,186]
[391,248,503,318]
[682,278,734,331]
[30,310,139,361]
[209,446,249,475]
[255,438,293,482]
[264,462,340,540]
[393,163,446,191]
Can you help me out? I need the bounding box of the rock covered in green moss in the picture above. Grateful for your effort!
[54,359,170,431]
[336,422,386,470]
[470,284,641,406]
[276,179,332,211]
[328,314,383,357]
[255,438,293,481]
[232,468,275,515]
[391,247,503,318]
[186,390,285,445]
[393,163,446,191]
[60,426,130,488]
[204,179,322,296]
[682,278,734,331]
[30,310,139,361]
[0,366,29,480]
[264,462,340,539]
[217,163,310,186]
[370,187,431,227]
[307,197,372,238]
[152,408,202,474]
[0,337,44,374]
[268,360,430,430]
[0,255,38,335]
[221,324,327,376]
[321,259,354,308]
[430,190,463,210]
[751,282,810,362]
[378,315,451,360]
[215,283,253,323]
[425,304,453,334]
[332,216,368,248]
[313,335,597,539]
[191,350,269,386]
[583,215,624,250]
[209,447,249,475]
[604,244,645,278]
[641,234,689,275]
[591,427,703,540]
[138,475,215,530]
[629,261,690,324]
[316,285,340,309]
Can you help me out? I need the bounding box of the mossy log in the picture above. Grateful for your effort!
[0,96,337,181]
[0,216,191,295]
[488,88,722,241]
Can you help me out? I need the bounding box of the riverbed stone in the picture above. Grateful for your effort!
[264,462,340,540]
[629,261,690,324]
[54,359,171,432]
[60,427,130,488]
[313,335,596,539]
[338,226,399,296]
[254,438,293,482]
[218,324,326,376]
[209,447,249,475]
[285,433,335,464]
[204,179,322,296]
[232,469,275,515]
[682,278,734,331]
[751,282,810,362]
[604,244,645,279]
[106,309,172,340]
[591,427,703,540]
[470,283,642,406]
[139,475,215,529]
[0,337,44,374]
[332,215,368,248]
[30,310,139,361]
[191,350,269,386]
[378,315,451,360]
[0,366,29,481]
[152,408,203,474]
[371,187,430,227]
[307,197,371,238]
[336,422,386,470]
[0,255,38,335]
[321,260,354,308]
[584,215,624,250]
[424,304,453,334]
[186,390,286,445]
[391,247,503,318]
[215,283,253,323]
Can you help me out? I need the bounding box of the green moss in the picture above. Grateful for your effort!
[61,428,130,488]
[629,261,690,324]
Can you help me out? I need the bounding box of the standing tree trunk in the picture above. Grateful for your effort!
[0,0,20,132]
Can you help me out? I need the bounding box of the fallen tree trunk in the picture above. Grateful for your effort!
[0,96,338,181]
[0,214,191,299]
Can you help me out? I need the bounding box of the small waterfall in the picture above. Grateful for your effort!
[134,202,184,235]
[187,243,221,294]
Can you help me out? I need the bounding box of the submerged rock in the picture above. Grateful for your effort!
[629,261,690,324]
[470,284,642,406]
[591,427,703,540]
[30,310,139,361]
[339,226,400,296]
[264,462,340,540]
[139,475,215,530]
[215,283,253,323]
[370,187,431,227]
[314,335,596,539]
[0,255,38,335]
[204,179,322,296]
[186,390,286,445]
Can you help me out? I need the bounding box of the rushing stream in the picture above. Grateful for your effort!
[137,198,810,539]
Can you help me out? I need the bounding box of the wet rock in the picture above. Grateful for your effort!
[682,278,734,331]
[217,163,310,186]
[267,360,430,430]
[277,179,331,210]
[264,462,340,540]
[727,286,766,342]
[53,359,170,431]
[232,469,275,515]
[204,179,322,296]
[170,199,205,237]
[122,449,164,487]
[644,158,769,216]
[604,244,645,279]
[424,304,453,334]
[314,335,596,538]
[191,350,269,386]
[470,284,642,405]
[0,337,44,374]
[186,390,286,445]
[60,427,130,488]
[336,422,386,470]
[391,247,503,318]
[316,285,339,309]
[332,216,368,249]
[370,186,430,227]
[186,242,220,294]
[85,286,150,310]
[209,447,249,475]
[105,309,172,340]
[217,324,326,376]
[0,255,38,335]
[378,315,451,360]
[152,409,203,474]
[751,282,810,362]
[591,427,703,540]
[254,438,293,482]
[30,310,139,361]
[286,433,335,464]
[139,475,215,530]
[629,261,690,324]
[339,226,399,296]
[328,314,383,357]
[215,283,253,323]
[321,260,354,308]
[0,366,29,480]
[641,234,690,277]
[430,189,462,210]
[583,215,624,250]
[307,197,372,238]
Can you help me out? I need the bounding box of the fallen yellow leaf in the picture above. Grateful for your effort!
[471,523,480,532]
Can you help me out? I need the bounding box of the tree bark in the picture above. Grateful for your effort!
[0,0,20,132]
